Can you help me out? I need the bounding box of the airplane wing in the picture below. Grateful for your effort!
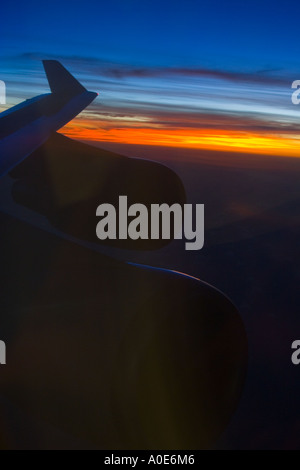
[0,61,97,177]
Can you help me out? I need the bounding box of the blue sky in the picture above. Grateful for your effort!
[1,0,300,70]
[1,0,300,155]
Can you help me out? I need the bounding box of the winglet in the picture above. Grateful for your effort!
[43,60,87,97]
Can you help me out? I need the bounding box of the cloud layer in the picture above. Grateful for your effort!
[1,53,300,156]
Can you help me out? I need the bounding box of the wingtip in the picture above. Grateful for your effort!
[42,59,61,70]
[42,60,87,96]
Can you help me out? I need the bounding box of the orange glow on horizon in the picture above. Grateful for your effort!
[60,120,300,158]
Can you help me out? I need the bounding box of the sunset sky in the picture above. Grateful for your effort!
[1,0,300,157]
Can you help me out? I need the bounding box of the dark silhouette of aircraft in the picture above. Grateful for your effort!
[0,60,186,249]
[10,132,187,250]
[0,61,247,449]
